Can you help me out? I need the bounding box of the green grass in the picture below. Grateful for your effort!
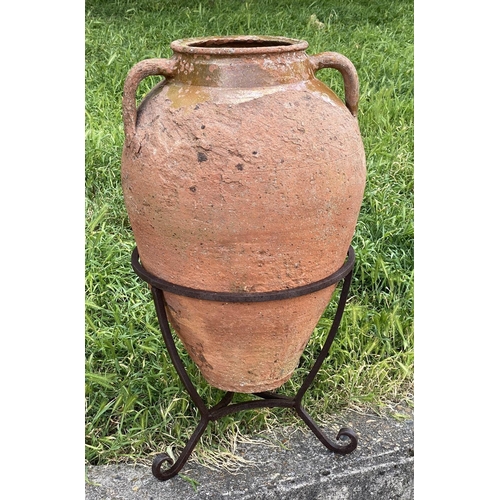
[85,0,413,468]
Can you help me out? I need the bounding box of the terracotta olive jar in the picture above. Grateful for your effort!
[121,35,366,393]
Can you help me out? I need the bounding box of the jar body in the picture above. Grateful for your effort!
[121,36,366,392]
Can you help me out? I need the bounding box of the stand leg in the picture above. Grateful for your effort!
[294,268,358,454]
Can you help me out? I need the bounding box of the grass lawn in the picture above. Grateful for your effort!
[85,0,413,468]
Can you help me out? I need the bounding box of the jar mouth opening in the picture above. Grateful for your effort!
[171,36,308,55]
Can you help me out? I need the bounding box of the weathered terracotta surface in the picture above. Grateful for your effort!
[121,36,366,393]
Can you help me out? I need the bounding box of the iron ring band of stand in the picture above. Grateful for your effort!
[131,246,355,303]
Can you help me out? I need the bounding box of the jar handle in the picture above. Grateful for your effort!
[122,58,176,143]
[309,52,359,118]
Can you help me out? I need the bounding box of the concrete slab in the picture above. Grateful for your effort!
[86,408,413,499]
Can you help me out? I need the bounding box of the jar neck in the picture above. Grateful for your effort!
[169,36,314,88]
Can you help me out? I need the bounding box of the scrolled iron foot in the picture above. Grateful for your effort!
[310,425,358,455]
[151,418,209,481]
[152,453,177,481]
[333,427,358,454]
[297,406,358,455]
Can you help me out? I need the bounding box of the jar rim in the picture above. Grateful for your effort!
[170,35,309,55]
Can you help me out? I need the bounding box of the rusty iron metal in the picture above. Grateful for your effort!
[131,245,355,302]
[132,247,358,481]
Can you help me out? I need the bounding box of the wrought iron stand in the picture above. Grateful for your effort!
[131,246,358,481]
